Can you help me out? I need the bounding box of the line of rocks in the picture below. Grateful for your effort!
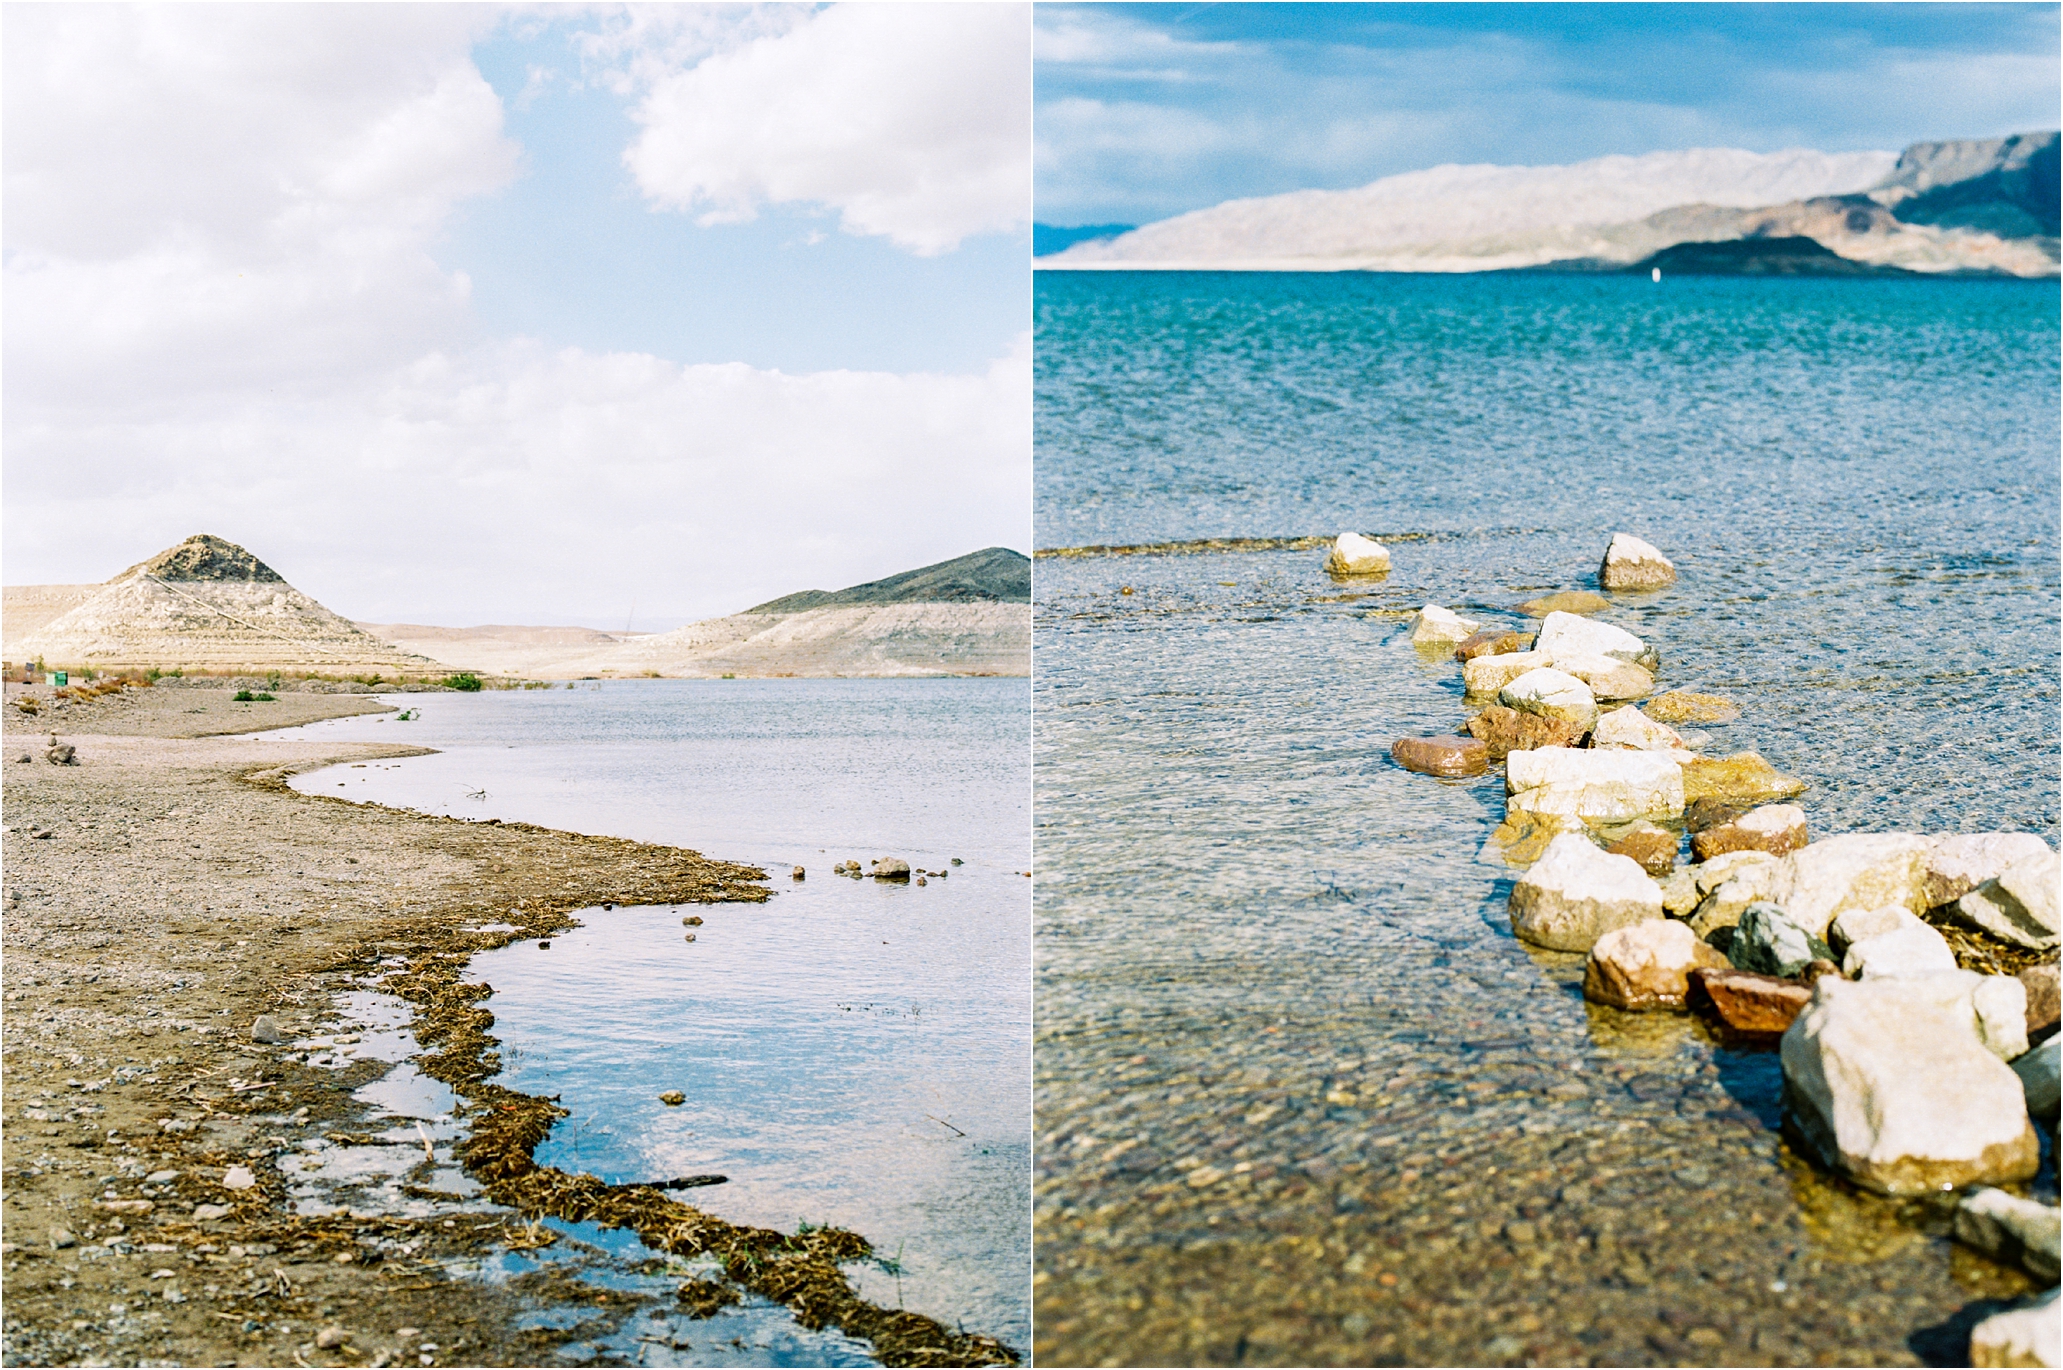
[1376,531,2059,1350]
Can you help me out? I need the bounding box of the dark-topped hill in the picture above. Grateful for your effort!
[1874,131,2059,239]
[748,547,1030,615]
[116,533,285,583]
[1632,237,1916,277]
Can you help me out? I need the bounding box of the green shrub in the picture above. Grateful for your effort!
[443,672,483,692]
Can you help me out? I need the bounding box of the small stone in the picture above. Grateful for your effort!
[1659,868,1700,917]
[1324,532,1390,577]
[2013,1037,2059,1120]
[144,1170,179,1185]
[1592,706,1688,754]
[1957,849,2061,952]
[1462,649,1555,696]
[222,1166,256,1191]
[1692,805,1809,862]
[1603,823,1678,878]
[192,1204,231,1222]
[46,743,76,765]
[791,866,805,880]
[49,1227,76,1249]
[1514,590,1611,617]
[1731,903,1832,979]
[249,1015,284,1045]
[1645,691,1741,725]
[1688,967,1815,1043]
[1967,1287,2058,1369]
[1463,705,1583,760]
[1499,667,1597,730]
[1409,604,1482,647]
[1453,627,1532,663]
[659,1091,686,1106]
[682,915,702,925]
[2018,962,2058,1040]
[1680,752,1805,806]
[1509,833,1664,953]
[1390,735,1489,778]
[1584,920,1728,1010]
[1954,1187,2061,1283]
[1843,920,1959,981]
[1599,532,1676,590]
[871,858,911,881]
[1503,1220,1540,1243]
[316,1326,351,1350]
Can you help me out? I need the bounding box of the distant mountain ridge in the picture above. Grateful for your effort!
[747,547,1030,614]
[1041,133,2059,278]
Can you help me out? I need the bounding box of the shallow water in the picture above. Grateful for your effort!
[1033,272,2058,1365]
[278,680,1031,1355]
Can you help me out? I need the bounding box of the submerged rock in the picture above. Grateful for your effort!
[1410,604,1482,647]
[871,858,912,881]
[1599,533,1676,590]
[1591,706,1689,754]
[1689,966,1816,1043]
[1499,667,1598,730]
[1462,649,1554,696]
[1684,797,1747,833]
[1324,532,1391,577]
[1968,1287,2059,1369]
[1584,919,1728,1010]
[1924,833,2056,908]
[1732,903,1833,979]
[1954,1188,2061,1284]
[1514,590,1611,617]
[1534,610,1657,669]
[1453,626,1532,662]
[2014,1037,2059,1120]
[1781,976,2040,1195]
[1645,691,1741,725]
[1508,833,1664,952]
[1464,705,1585,760]
[1391,735,1490,778]
[1768,833,1938,940]
[1957,849,2061,952]
[1692,804,1808,861]
[1680,752,1806,806]
[1507,747,1684,825]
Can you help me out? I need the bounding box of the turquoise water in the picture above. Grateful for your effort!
[1033,272,2058,1365]
[282,680,1031,1358]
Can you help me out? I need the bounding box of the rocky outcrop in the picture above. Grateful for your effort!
[1781,976,2040,1195]
[1598,535,1676,591]
[1324,532,1390,577]
[1509,833,1663,952]
[1871,132,2060,240]
[1506,748,1683,825]
[1584,919,1728,1010]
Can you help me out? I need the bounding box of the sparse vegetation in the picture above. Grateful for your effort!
[232,689,277,703]
[443,672,484,692]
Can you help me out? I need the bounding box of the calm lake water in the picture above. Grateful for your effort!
[280,679,1031,1358]
[1033,271,2059,1366]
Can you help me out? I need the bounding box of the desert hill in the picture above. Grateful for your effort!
[748,547,1029,613]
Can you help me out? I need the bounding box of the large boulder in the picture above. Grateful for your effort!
[1731,903,1832,979]
[1546,651,1653,702]
[1509,833,1665,952]
[1953,1188,2060,1284]
[1923,833,2056,908]
[1454,626,1531,662]
[1781,977,2041,1195]
[1463,649,1554,696]
[1767,834,1939,940]
[1968,1288,2059,1369]
[1692,804,1808,861]
[2014,1037,2060,1120]
[1828,904,1921,958]
[1584,919,1728,1010]
[1464,705,1585,760]
[1957,849,2061,952]
[1499,667,1597,730]
[1686,850,1782,935]
[1680,752,1806,806]
[1599,533,1676,591]
[1506,748,1684,825]
[1391,735,1489,778]
[1843,917,1961,981]
[1591,706,1689,754]
[1324,532,1390,576]
[1409,604,1481,648]
[1534,610,1656,670]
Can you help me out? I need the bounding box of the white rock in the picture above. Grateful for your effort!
[1506,748,1684,824]
[1462,649,1554,697]
[1925,833,2056,907]
[222,1166,256,1190]
[1592,706,1688,753]
[1958,849,2061,952]
[1781,976,2040,1195]
[2013,1037,2059,1120]
[1508,833,1664,952]
[1409,604,1481,647]
[1828,905,1925,958]
[1843,921,1959,981]
[1694,849,1781,896]
[1534,610,1656,669]
[1498,667,1597,729]
[1955,1189,2061,1284]
[1972,976,2032,1062]
[1545,651,1654,702]
[192,1203,232,1222]
[1598,533,1676,590]
[1324,532,1390,576]
[1969,1287,2059,1368]
[1767,833,1939,940]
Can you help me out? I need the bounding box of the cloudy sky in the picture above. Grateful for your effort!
[1036,2,2062,225]
[4,4,1031,628]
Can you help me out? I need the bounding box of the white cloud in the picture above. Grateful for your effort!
[622,3,1030,255]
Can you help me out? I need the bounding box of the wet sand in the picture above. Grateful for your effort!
[1,686,1009,1367]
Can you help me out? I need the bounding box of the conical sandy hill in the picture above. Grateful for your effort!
[7,534,432,673]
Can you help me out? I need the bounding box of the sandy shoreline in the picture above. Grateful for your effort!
[0,688,1015,1367]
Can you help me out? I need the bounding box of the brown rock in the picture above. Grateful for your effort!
[2019,961,2059,1041]
[1514,590,1612,617]
[1453,627,1532,662]
[1646,691,1741,725]
[1604,824,1679,877]
[1691,803,1809,861]
[1687,966,1814,1044]
[1391,735,1489,778]
[1681,752,1805,805]
[1584,921,1729,1010]
[1684,798,1747,834]
[1463,705,1584,760]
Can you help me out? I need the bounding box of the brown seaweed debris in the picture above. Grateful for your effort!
[677,1278,742,1318]
[1923,909,2056,978]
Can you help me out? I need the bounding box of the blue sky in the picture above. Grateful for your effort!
[1035,2,2063,224]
